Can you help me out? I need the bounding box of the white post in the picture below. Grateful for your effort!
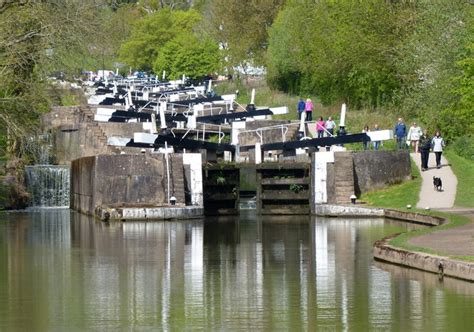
[162,70,166,80]
[182,74,185,83]
[165,141,170,204]
[150,113,157,134]
[255,143,262,164]
[299,111,306,135]
[159,101,167,129]
[250,89,256,105]
[340,103,347,127]
[207,79,213,93]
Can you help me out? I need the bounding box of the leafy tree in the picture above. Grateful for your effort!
[153,34,220,79]
[118,9,201,71]
[0,0,106,157]
[267,1,410,108]
[210,0,284,73]
[439,42,474,141]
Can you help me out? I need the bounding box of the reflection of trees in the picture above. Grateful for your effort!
[1,212,473,329]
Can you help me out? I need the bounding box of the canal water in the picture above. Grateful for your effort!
[0,210,472,331]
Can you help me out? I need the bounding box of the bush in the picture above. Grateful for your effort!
[451,135,474,161]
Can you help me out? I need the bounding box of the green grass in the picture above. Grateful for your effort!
[359,159,422,209]
[445,149,474,208]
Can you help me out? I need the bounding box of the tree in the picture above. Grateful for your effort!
[267,1,411,108]
[0,0,106,157]
[118,9,201,71]
[153,34,220,79]
[210,0,284,73]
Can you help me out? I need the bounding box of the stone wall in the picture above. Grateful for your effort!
[313,150,411,206]
[71,154,185,216]
[353,150,411,195]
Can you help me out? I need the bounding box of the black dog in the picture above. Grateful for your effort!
[433,176,443,191]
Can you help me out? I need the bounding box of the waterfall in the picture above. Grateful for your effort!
[25,165,70,208]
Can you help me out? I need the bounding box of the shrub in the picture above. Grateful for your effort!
[451,135,474,161]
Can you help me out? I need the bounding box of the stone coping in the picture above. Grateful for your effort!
[315,204,473,281]
[95,206,204,221]
[374,235,474,282]
[314,204,444,226]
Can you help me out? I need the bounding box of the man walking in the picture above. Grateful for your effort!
[297,98,305,120]
[419,129,431,171]
[394,118,407,149]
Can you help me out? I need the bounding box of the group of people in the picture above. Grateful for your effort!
[297,98,337,137]
[362,124,382,150]
[296,100,446,169]
[393,118,446,170]
[297,98,314,122]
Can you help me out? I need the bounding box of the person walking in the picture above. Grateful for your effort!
[372,123,381,150]
[394,118,407,149]
[297,98,305,120]
[419,129,431,171]
[431,131,445,169]
[304,98,313,122]
[362,125,370,150]
[325,116,336,136]
[316,116,325,138]
[407,122,422,153]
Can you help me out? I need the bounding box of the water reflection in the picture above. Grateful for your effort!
[0,211,473,331]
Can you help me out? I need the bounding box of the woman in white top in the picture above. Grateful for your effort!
[407,122,422,153]
[431,131,445,169]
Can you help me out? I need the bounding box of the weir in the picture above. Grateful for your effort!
[25,165,70,208]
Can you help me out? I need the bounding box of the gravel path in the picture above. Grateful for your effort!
[411,152,457,209]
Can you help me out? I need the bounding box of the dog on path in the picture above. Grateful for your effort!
[433,176,443,192]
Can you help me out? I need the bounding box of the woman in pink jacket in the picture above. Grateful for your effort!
[316,116,325,138]
[305,98,313,122]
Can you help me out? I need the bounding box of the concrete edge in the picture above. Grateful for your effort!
[313,204,385,217]
[374,235,474,282]
[95,206,204,221]
[314,204,444,226]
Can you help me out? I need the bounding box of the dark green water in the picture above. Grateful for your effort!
[0,210,473,331]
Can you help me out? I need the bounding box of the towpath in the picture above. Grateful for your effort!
[410,152,457,209]
[408,152,474,256]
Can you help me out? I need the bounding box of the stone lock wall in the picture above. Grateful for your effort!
[315,150,412,206]
[353,150,411,195]
[71,154,185,216]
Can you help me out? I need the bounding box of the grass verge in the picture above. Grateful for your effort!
[359,159,421,209]
[445,149,474,208]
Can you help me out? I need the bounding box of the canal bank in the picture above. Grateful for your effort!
[315,204,474,282]
[350,151,474,282]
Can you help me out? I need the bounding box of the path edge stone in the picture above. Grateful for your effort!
[374,234,474,282]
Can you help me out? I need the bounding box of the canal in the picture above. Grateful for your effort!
[0,210,472,331]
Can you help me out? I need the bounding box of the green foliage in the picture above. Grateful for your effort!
[267,1,407,108]
[119,9,202,71]
[266,0,472,142]
[210,0,284,71]
[153,34,220,79]
[445,149,474,208]
[450,136,474,161]
[289,184,303,194]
